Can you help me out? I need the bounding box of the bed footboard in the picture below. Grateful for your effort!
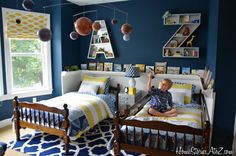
[13,96,70,155]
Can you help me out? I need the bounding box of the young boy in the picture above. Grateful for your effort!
[147,72,177,117]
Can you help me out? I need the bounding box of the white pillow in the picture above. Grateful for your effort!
[169,83,193,104]
[171,91,185,104]
[78,82,99,95]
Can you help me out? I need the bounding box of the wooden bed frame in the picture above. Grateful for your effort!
[13,85,120,156]
[113,92,211,156]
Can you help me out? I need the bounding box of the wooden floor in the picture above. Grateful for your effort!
[0,124,34,156]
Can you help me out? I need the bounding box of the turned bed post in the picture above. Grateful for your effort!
[13,96,20,141]
[203,121,210,151]
[62,104,70,155]
[114,111,120,156]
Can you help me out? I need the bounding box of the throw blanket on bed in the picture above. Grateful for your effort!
[130,103,202,129]
[39,92,113,139]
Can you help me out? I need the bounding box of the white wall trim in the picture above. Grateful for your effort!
[0,118,11,128]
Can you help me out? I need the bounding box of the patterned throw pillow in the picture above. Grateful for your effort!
[78,82,99,95]
[82,75,109,94]
[169,83,193,104]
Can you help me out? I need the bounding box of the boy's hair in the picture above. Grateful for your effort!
[163,78,173,88]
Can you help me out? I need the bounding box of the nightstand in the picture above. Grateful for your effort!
[118,90,146,114]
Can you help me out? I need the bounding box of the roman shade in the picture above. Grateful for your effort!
[2,8,49,38]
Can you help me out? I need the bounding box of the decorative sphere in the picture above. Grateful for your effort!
[16,19,21,24]
[74,17,92,36]
[111,18,117,25]
[22,0,35,11]
[70,31,79,40]
[92,22,101,31]
[123,34,130,41]
[38,28,52,42]
[121,23,133,35]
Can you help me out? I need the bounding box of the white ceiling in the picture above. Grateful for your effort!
[66,0,129,6]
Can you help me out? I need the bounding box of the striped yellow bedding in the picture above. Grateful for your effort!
[134,103,202,129]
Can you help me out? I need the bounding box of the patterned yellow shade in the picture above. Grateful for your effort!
[3,8,49,38]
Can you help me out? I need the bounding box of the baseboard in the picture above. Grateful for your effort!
[0,118,12,128]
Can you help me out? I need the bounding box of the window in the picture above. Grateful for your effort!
[2,8,52,97]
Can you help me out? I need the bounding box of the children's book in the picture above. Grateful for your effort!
[155,62,167,74]
[114,64,122,72]
[182,67,191,75]
[104,62,113,71]
[167,67,180,74]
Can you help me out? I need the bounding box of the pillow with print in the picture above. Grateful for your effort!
[169,83,193,104]
[82,75,109,94]
[78,81,99,95]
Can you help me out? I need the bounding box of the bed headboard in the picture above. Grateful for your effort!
[61,70,203,94]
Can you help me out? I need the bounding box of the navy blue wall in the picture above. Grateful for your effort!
[60,0,209,70]
[206,0,219,78]
[211,0,236,150]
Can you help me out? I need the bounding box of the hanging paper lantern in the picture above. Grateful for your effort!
[74,17,92,36]
[121,23,133,35]
[16,19,21,24]
[70,31,79,40]
[22,0,35,11]
[111,18,117,25]
[92,22,101,31]
[123,34,130,41]
[38,28,52,42]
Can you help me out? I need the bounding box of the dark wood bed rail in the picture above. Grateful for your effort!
[13,96,70,155]
[114,92,211,156]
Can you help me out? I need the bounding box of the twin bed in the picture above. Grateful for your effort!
[12,70,211,156]
[113,74,211,156]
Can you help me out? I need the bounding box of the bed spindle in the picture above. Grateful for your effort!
[174,132,177,151]
[29,109,32,122]
[125,126,128,143]
[43,111,46,126]
[38,111,41,125]
[149,129,151,147]
[24,108,28,121]
[141,128,143,146]
[48,112,51,127]
[133,127,136,145]
[52,113,56,128]
[20,107,24,120]
[183,133,186,150]
[33,109,36,124]
[157,130,160,149]
[192,135,196,147]
[57,114,61,129]
[165,131,168,150]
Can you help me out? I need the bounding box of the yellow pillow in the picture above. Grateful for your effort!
[82,75,109,94]
[169,83,193,104]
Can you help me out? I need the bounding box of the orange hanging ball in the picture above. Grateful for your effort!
[74,17,92,36]
[92,22,101,31]
[121,23,133,35]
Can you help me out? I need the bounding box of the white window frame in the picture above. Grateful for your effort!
[1,8,52,100]
[0,40,4,96]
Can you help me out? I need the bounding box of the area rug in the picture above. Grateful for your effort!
[8,119,145,156]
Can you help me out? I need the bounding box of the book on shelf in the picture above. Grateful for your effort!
[191,69,205,78]
[135,64,146,72]
[181,67,191,75]
[146,66,154,73]
[114,64,122,72]
[167,67,180,74]
[155,62,167,74]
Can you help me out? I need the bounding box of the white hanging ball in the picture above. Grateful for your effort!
[123,34,130,41]
[70,31,79,40]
